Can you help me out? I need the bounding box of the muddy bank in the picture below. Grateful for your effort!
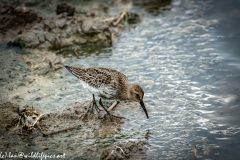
[0,2,141,78]
[100,141,147,160]
[0,3,140,50]
[0,101,148,159]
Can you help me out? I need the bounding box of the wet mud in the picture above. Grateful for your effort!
[100,141,147,160]
[0,101,148,159]
[0,3,138,50]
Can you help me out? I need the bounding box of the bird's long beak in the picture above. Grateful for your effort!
[140,101,149,119]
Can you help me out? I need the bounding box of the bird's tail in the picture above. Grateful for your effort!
[64,66,72,72]
[64,66,78,77]
[64,66,85,79]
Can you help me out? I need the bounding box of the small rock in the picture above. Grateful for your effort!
[82,20,98,34]
[45,33,55,43]
[56,3,75,16]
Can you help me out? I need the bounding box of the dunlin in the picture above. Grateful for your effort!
[65,66,149,119]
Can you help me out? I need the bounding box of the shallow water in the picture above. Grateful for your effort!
[1,0,240,159]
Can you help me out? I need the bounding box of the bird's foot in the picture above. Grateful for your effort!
[98,99,125,121]
[81,95,101,120]
[98,113,125,121]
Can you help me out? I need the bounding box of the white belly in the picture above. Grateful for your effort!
[80,80,116,99]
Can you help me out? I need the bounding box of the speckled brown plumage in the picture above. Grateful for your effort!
[65,66,149,119]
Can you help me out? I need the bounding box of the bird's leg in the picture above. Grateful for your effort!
[81,94,101,120]
[99,98,113,121]
[82,96,125,121]
[98,99,125,121]
[91,94,101,113]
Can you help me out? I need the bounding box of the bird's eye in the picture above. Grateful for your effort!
[136,94,140,99]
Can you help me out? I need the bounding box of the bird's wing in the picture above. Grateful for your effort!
[98,67,129,83]
[65,66,128,88]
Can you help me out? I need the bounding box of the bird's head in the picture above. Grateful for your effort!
[127,84,149,119]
